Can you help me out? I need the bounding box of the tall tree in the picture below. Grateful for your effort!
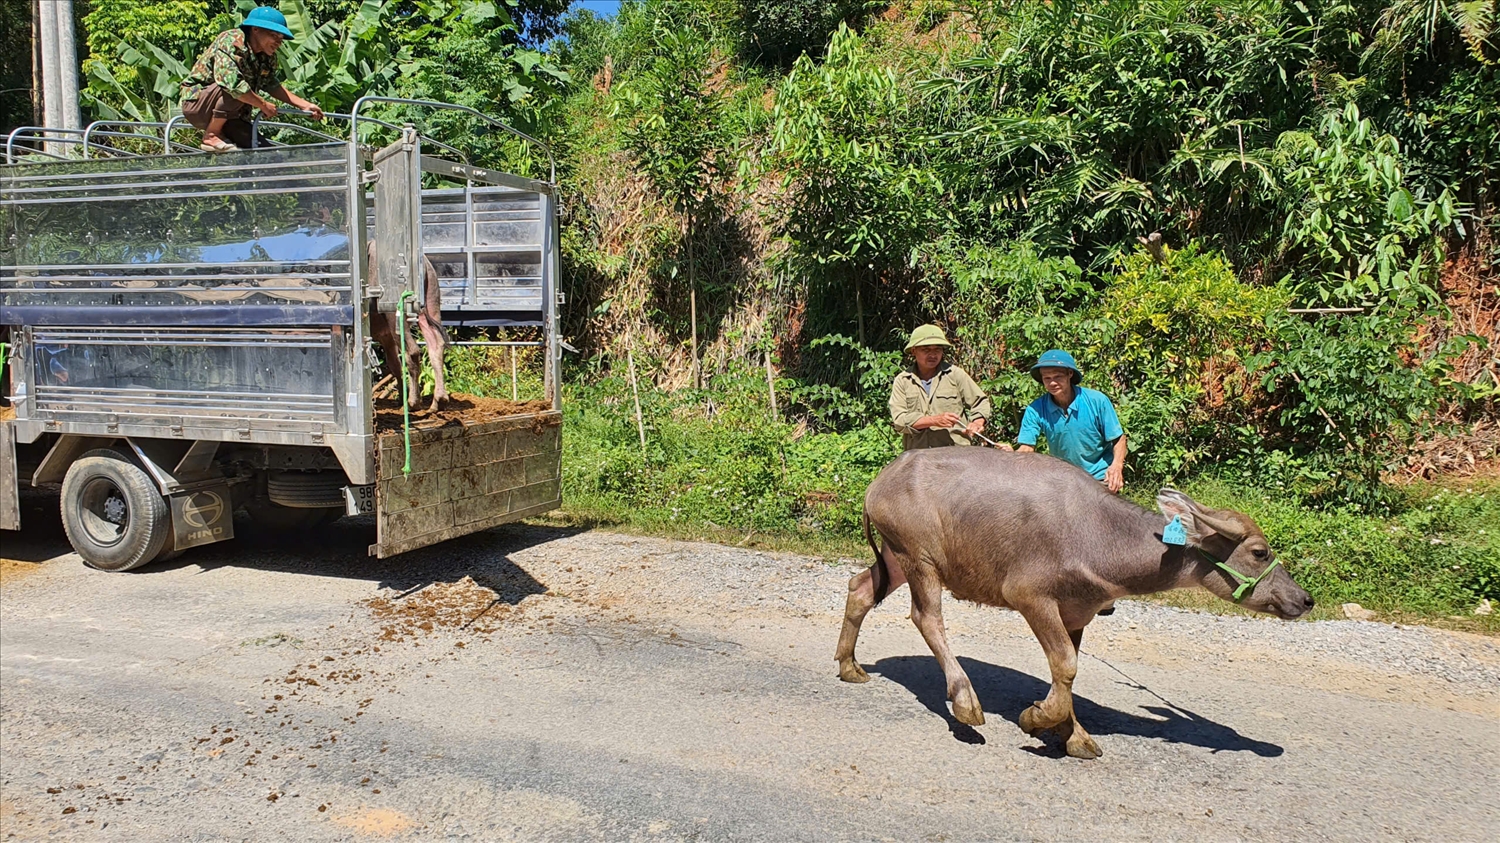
[618,25,729,387]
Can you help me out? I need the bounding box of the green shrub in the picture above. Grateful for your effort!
[1275,104,1459,307]
[787,334,902,430]
[1094,243,1287,483]
[1248,305,1472,510]
[442,345,548,403]
[737,0,866,68]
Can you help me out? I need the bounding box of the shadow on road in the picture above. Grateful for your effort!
[162,518,586,602]
[0,492,68,563]
[4,490,584,607]
[869,654,1284,758]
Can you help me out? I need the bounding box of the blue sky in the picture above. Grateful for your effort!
[571,0,621,18]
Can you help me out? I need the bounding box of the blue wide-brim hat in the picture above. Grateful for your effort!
[1030,349,1081,385]
[242,6,294,39]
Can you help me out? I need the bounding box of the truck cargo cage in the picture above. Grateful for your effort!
[1,97,564,565]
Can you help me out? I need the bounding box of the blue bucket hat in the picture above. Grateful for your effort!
[242,6,294,39]
[1030,349,1081,385]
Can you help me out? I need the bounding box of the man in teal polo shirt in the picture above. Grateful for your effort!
[1016,349,1127,494]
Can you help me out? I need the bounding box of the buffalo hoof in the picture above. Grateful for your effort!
[838,659,869,683]
[952,689,985,727]
[1066,731,1102,760]
[1019,702,1063,736]
[428,395,447,414]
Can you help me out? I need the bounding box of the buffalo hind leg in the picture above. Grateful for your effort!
[400,321,424,411]
[835,549,907,683]
[908,567,984,726]
[417,309,447,413]
[417,258,448,413]
[1017,603,1101,759]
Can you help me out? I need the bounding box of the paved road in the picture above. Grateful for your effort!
[2,510,1498,841]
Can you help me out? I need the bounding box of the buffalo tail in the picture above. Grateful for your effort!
[863,507,892,607]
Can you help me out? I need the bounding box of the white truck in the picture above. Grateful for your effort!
[1,98,563,569]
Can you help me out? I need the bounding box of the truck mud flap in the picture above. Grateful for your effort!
[169,486,235,551]
[369,411,562,558]
[1,422,18,531]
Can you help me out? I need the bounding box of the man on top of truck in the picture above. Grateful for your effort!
[178,6,324,153]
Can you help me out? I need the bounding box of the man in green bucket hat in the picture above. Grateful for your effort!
[1016,349,1128,493]
[179,5,324,153]
[888,324,997,451]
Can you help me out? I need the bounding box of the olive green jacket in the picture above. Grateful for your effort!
[889,364,993,450]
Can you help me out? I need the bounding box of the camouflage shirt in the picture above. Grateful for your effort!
[179,29,280,105]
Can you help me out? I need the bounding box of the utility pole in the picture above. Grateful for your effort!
[32,0,44,126]
[36,0,82,155]
[56,0,81,131]
[38,0,60,153]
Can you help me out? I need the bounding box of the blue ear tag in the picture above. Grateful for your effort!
[1161,515,1187,546]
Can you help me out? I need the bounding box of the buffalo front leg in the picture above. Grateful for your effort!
[834,551,907,683]
[908,569,984,726]
[370,315,407,399]
[1017,603,1101,759]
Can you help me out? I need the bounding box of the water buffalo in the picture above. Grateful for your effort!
[836,447,1314,759]
[367,242,448,412]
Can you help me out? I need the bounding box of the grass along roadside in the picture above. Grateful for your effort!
[1142,587,1499,635]
[438,352,1498,631]
[550,407,1498,632]
[530,509,1500,636]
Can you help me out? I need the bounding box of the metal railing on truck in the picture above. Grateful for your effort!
[2,98,563,562]
[10,108,558,334]
[1,141,371,472]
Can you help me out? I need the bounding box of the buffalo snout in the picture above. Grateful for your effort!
[1281,589,1316,620]
[1269,576,1315,620]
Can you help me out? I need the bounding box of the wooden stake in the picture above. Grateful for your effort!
[764,344,778,423]
[627,341,647,457]
[509,345,518,401]
[688,219,700,389]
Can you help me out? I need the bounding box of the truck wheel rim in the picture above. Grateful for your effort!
[78,478,129,548]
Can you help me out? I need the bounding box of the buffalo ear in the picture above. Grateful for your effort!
[1156,488,1207,546]
[1193,509,1247,543]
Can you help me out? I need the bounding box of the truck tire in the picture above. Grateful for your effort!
[60,449,170,572]
[154,520,185,563]
[266,471,348,508]
[244,498,343,532]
